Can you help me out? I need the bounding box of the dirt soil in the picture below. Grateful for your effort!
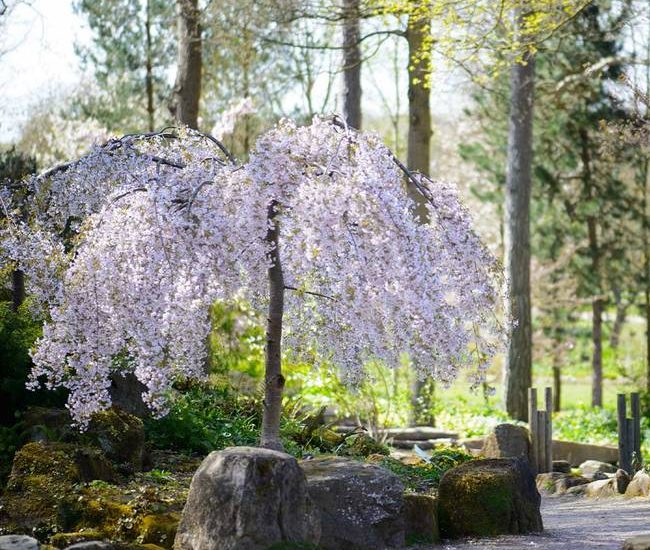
[433,495,650,549]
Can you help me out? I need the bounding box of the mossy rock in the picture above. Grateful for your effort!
[50,530,106,547]
[76,495,136,540]
[88,408,145,471]
[138,513,180,549]
[340,433,388,457]
[438,458,543,539]
[404,493,439,545]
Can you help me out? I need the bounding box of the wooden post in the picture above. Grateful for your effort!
[618,393,631,474]
[544,386,553,473]
[631,392,641,468]
[528,388,538,474]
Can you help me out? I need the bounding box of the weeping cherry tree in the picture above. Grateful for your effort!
[1,117,506,450]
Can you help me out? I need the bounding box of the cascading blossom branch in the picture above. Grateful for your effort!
[2,117,506,448]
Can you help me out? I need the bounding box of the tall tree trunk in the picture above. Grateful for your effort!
[609,287,627,350]
[11,269,24,312]
[170,0,201,129]
[145,0,155,132]
[406,12,433,425]
[341,0,362,129]
[260,201,285,450]
[504,51,535,422]
[580,127,603,407]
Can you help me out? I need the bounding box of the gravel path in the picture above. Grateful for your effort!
[435,496,650,549]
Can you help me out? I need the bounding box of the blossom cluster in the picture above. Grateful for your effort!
[1,118,506,426]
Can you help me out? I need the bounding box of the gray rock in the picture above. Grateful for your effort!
[109,372,149,417]
[0,536,39,550]
[301,456,405,550]
[536,472,589,495]
[175,447,320,550]
[584,478,618,498]
[552,441,618,466]
[438,458,543,538]
[592,471,610,481]
[624,534,650,550]
[579,459,616,476]
[404,493,439,545]
[617,469,632,494]
[65,543,115,550]
[481,424,532,466]
[552,460,571,474]
[625,469,650,498]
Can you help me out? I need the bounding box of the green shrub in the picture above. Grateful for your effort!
[375,447,474,493]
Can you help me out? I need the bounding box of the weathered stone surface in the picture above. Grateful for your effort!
[536,472,589,495]
[0,535,39,550]
[624,534,650,550]
[625,470,650,498]
[481,424,532,466]
[64,543,115,550]
[552,441,618,466]
[175,447,320,550]
[579,460,616,476]
[552,460,571,474]
[584,478,618,498]
[403,493,439,545]
[383,427,458,441]
[617,469,632,494]
[301,456,405,550]
[592,471,611,481]
[88,407,145,471]
[109,372,149,417]
[438,458,542,539]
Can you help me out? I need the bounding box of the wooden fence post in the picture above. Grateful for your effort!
[618,393,642,473]
[528,387,553,474]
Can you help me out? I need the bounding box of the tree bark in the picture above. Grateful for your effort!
[170,0,201,129]
[503,51,535,422]
[552,363,561,413]
[260,200,285,450]
[405,12,433,425]
[609,288,627,350]
[341,0,362,129]
[145,0,155,132]
[11,269,24,312]
[406,12,431,223]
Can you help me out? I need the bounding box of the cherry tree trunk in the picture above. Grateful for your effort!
[341,0,362,129]
[170,0,201,129]
[11,269,24,312]
[504,52,535,422]
[406,12,433,425]
[261,201,285,451]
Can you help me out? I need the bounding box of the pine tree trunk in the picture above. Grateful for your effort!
[145,0,155,132]
[170,0,201,129]
[260,200,285,451]
[406,12,432,425]
[504,51,535,422]
[11,269,24,312]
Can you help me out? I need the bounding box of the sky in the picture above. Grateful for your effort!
[0,0,90,142]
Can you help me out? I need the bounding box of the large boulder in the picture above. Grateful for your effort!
[174,447,320,550]
[0,535,40,550]
[481,424,532,466]
[88,408,145,471]
[438,458,543,539]
[300,456,405,550]
[403,493,439,545]
[552,441,618,466]
[625,470,650,498]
